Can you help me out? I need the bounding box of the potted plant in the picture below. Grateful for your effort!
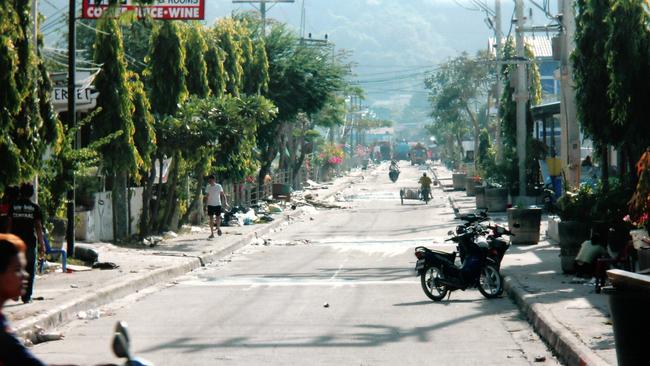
[507,202,542,244]
[452,171,467,191]
[465,175,481,197]
[475,185,487,209]
[484,183,508,212]
[555,185,595,273]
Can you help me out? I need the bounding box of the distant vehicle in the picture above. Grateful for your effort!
[394,141,410,160]
[410,143,427,165]
[379,141,392,161]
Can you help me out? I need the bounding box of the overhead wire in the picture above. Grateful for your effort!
[452,0,481,12]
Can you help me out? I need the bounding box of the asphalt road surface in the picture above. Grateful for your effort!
[34,162,560,366]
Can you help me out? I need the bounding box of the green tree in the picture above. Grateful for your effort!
[573,0,617,188]
[204,39,228,97]
[0,0,62,192]
[147,21,187,117]
[183,23,210,98]
[213,18,244,96]
[258,23,346,184]
[143,20,187,234]
[493,40,542,192]
[93,13,142,241]
[424,51,494,169]
[606,0,650,175]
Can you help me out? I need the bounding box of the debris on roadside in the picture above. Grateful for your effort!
[73,244,99,263]
[25,325,64,345]
[77,309,102,320]
[163,231,178,239]
[142,236,163,247]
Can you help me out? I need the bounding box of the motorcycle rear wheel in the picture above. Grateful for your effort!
[420,266,448,301]
[477,264,503,299]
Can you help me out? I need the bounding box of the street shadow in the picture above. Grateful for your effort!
[227,265,416,283]
[141,308,497,353]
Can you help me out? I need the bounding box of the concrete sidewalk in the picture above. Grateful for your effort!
[6,171,364,340]
[431,164,615,366]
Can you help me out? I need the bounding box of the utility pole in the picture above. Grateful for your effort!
[66,0,76,256]
[515,0,528,197]
[32,0,39,204]
[494,0,503,162]
[232,0,295,37]
[558,0,580,188]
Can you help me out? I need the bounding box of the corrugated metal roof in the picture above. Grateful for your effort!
[488,37,554,58]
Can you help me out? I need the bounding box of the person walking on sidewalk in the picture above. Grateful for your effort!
[204,175,228,239]
[7,183,45,304]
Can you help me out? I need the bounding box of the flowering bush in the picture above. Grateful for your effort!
[627,148,650,230]
[317,143,345,167]
[355,145,369,159]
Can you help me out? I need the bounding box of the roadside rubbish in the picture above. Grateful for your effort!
[92,262,119,270]
[268,204,283,213]
[77,309,102,320]
[27,326,64,345]
[163,231,178,239]
[143,236,163,247]
[73,244,99,263]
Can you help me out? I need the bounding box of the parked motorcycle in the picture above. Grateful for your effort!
[413,221,513,302]
[453,211,512,268]
[111,321,153,366]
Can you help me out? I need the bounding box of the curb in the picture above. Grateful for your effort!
[15,174,361,338]
[503,275,611,366]
[439,179,610,366]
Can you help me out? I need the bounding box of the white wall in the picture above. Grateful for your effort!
[77,187,144,243]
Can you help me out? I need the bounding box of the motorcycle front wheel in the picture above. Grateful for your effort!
[420,266,447,301]
[477,264,503,299]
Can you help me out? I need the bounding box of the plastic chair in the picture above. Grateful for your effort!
[39,231,67,273]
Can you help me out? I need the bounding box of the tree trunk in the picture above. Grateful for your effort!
[150,155,164,234]
[112,169,129,241]
[181,165,205,225]
[160,154,180,232]
[601,145,609,192]
[140,166,156,238]
[464,104,480,173]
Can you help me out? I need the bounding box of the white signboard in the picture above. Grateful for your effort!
[52,87,98,112]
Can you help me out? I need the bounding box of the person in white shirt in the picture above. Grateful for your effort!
[204,175,228,239]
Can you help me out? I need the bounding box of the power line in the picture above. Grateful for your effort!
[453,0,481,12]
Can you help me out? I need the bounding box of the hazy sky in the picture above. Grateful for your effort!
[202,0,557,109]
[41,0,558,112]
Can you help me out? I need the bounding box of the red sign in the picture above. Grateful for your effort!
[82,0,205,20]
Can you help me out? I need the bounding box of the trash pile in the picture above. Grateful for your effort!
[222,204,277,227]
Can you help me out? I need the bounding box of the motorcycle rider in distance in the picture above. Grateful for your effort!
[418,172,433,201]
[389,160,399,173]
[388,160,400,182]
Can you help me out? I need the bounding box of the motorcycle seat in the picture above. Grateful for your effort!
[428,249,456,261]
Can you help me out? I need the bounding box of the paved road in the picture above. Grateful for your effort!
[34,163,559,365]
